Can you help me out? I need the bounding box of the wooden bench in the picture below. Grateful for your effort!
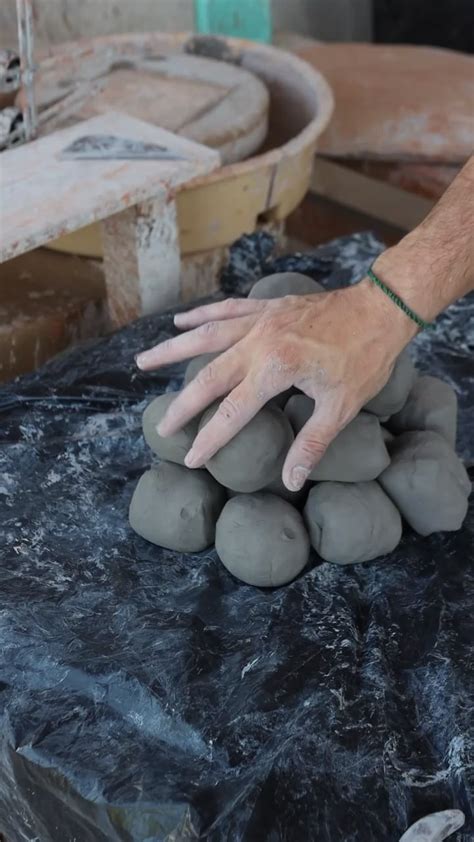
[0,111,220,326]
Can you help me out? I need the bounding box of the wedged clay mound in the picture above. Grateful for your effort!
[284,396,390,482]
[364,349,417,418]
[304,480,402,565]
[199,402,294,493]
[129,462,226,552]
[216,493,310,587]
[142,391,198,464]
[379,430,471,536]
[248,271,324,299]
[389,375,457,446]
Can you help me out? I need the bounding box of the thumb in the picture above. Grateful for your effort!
[282,412,343,492]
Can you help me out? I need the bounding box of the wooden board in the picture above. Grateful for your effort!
[311,157,435,231]
[343,160,459,201]
[17,53,269,165]
[14,32,332,261]
[0,110,219,262]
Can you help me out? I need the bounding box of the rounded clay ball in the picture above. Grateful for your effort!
[215,492,310,587]
[248,271,324,299]
[364,348,417,418]
[389,375,458,447]
[227,472,308,507]
[129,462,226,552]
[284,396,390,482]
[379,430,470,536]
[142,391,198,465]
[263,471,309,507]
[304,481,402,565]
[199,402,294,493]
[284,393,314,433]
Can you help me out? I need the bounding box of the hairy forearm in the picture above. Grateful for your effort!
[372,155,474,323]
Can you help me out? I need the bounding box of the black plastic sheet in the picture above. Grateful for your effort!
[0,233,473,842]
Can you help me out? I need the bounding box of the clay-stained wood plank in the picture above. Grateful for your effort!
[0,110,219,262]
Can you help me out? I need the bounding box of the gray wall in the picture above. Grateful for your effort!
[0,0,372,51]
[273,0,372,42]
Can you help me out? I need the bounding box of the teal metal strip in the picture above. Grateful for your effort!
[194,0,272,43]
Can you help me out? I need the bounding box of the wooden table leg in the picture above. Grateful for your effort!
[101,196,181,328]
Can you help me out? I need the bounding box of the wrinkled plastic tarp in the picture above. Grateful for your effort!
[0,233,473,842]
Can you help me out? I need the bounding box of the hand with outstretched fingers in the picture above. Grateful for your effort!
[136,269,415,491]
[136,154,474,490]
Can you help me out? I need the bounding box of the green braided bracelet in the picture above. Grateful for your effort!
[367,267,434,331]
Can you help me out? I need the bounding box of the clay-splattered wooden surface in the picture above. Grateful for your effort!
[10,32,333,259]
[0,111,219,262]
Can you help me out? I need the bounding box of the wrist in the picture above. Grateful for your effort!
[372,243,442,324]
[352,273,417,357]
[373,159,474,320]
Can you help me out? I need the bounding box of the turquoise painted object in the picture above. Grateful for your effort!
[194,0,272,43]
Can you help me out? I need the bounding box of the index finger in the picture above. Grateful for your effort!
[135,314,253,371]
[174,297,265,330]
[158,345,243,437]
[185,377,268,468]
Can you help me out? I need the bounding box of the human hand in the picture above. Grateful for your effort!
[136,275,415,491]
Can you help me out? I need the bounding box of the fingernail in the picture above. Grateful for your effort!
[289,466,309,491]
[185,449,199,468]
[156,421,169,437]
[135,352,149,370]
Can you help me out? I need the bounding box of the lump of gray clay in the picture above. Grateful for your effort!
[215,492,310,586]
[184,352,219,386]
[284,396,390,482]
[142,391,198,465]
[226,471,307,507]
[364,348,417,417]
[379,430,471,536]
[284,393,314,433]
[199,402,294,492]
[263,472,308,507]
[381,426,395,445]
[129,461,226,552]
[304,481,402,564]
[269,388,296,409]
[389,375,458,447]
[310,413,390,482]
[248,271,324,299]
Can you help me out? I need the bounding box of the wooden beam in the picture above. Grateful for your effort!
[311,157,435,232]
[102,198,181,328]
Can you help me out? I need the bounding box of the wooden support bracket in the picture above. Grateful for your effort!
[102,197,181,328]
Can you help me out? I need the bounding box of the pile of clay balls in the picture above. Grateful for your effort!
[129,273,471,588]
